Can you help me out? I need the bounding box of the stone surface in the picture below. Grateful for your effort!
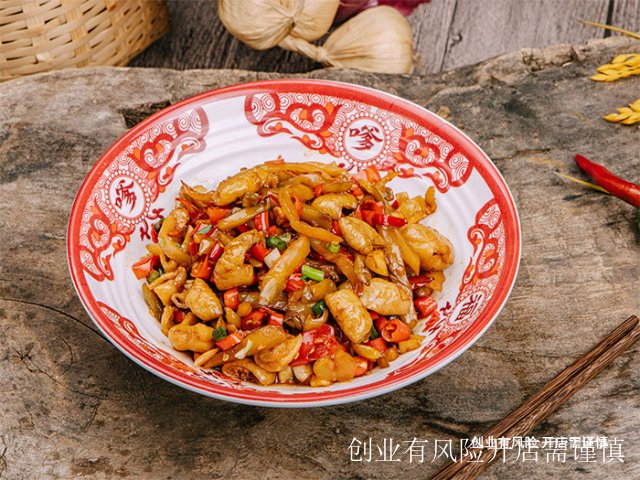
[1,36,638,479]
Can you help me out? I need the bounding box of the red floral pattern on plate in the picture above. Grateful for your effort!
[78,107,209,281]
[416,198,505,361]
[245,92,473,191]
[68,80,520,407]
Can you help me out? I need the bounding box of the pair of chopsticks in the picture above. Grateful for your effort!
[432,315,640,480]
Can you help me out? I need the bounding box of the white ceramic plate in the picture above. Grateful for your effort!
[67,79,521,407]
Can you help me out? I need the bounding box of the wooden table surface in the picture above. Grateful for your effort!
[0,36,638,479]
[131,0,640,75]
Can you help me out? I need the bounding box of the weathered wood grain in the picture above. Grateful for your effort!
[609,0,640,36]
[1,36,638,479]
[131,0,640,76]
[440,0,611,70]
[409,0,458,73]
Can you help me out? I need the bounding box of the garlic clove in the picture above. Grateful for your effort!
[218,0,339,50]
[322,6,415,74]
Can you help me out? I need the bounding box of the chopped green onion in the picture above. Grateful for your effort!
[280,232,292,243]
[266,236,287,251]
[196,224,213,235]
[147,269,161,283]
[212,326,227,341]
[154,218,165,232]
[325,242,340,253]
[311,300,326,317]
[301,264,324,282]
[370,325,380,340]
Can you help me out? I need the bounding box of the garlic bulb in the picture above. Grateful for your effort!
[218,1,415,74]
[217,0,339,50]
[279,6,414,74]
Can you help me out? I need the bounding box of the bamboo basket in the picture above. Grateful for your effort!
[0,0,170,81]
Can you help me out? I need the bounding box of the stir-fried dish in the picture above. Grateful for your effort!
[132,159,453,387]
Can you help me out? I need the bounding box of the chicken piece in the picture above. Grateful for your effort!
[301,278,337,302]
[254,335,303,372]
[213,230,260,290]
[325,289,372,343]
[151,267,187,306]
[401,224,454,271]
[184,278,223,321]
[353,253,372,285]
[160,306,176,335]
[360,278,411,316]
[157,213,192,265]
[311,350,358,384]
[338,216,385,254]
[213,166,275,206]
[311,193,358,219]
[259,235,310,306]
[167,323,215,352]
[396,196,429,224]
[221,359,276,385]
[200,325,288,369]
[171,207,190,235]
[364,249,388,276]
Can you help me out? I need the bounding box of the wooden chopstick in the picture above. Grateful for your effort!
[432,315,640,480]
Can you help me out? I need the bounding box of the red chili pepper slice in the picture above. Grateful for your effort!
[285,273,305,293]
[352,166,381,183]
[254,211,270,232]
[374,317,388,334]
[376,214,407,227]
[575,154,640,208]
[206,207,231,225]
[132,255,160,279]
[408,275,434,289]
[174,310,185,323]
[251,243,270,262]
[414,295,438,319]
[216,331,244,351]
[362,200,384,214]
[192,260,213,279]
[361,209,378,225]
[367,337,387,353]
[313,184,324,197]
[241,308,267,330]
[236,224,250,233]
[290,325,338,366]
[331,219,342,236]
[354,356,369,376]
[380,319,412,343]
[223,288,240,310]
[350,183,364,197]
[177,198,205,221]
[208,243,224,263]
[268,311,284,326]
[188,241,198,256]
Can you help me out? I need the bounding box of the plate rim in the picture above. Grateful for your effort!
[67,78,522,407]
